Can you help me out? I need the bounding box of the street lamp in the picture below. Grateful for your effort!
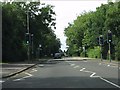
[26,2,34,62]
[26,7,30,62]
[39,44,42,59]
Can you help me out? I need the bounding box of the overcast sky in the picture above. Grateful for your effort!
[41,0,108,51]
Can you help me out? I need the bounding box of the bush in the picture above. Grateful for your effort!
[87,46,101,58]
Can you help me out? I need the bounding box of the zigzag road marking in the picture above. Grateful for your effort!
[13,72,33,81]
[79,67,120,88]
[30,69,37,73]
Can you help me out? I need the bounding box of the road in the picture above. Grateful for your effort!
[2,58,120,88]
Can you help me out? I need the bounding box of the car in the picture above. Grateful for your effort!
[54,53,62,59]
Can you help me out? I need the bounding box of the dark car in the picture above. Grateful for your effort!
[54,53,62,59]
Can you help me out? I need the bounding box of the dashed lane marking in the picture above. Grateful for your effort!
[70,64,75,66]
[73,66,79,68]
[39,64,44,67]
[80,68,85,71]
[90,73,96,77]
[0,80,5,83]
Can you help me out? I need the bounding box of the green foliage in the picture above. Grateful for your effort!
[2,2,61,62]
[64,1,120,60]
[87,46,100,58]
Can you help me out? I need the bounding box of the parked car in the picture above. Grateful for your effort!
[54,53,62,59]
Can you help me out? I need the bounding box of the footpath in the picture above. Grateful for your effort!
[1,59,48,79]
[63,57,119,65]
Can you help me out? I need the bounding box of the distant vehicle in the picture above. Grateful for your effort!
[54,53,62,59]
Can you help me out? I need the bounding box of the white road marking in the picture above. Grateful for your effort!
[70,64,75,66]
[79,67,120,88]
[99,63,101,65]
[80,68,85,71]
[13,78,25,81]
[99,77,120,88]
[90,73,96,77]
[0,80,5,83]
[73,66,79,68]
[83,61,87,62]
[107,65,110,66]
[13,72,33,81]
[83,70,94,73]
[30,69,37,73]
[39,64,44,67]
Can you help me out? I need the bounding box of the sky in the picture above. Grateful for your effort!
[40,0,108,51]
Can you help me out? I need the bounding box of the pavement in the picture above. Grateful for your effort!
[1,57,119,79]
[1,59,48,79]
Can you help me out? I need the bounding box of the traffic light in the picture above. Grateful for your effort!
[25,33,29,44]
[99,35,104,45]
[107,30,112,43]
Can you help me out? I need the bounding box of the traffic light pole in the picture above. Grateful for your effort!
[108,42,111,62]
[100,45,103,61]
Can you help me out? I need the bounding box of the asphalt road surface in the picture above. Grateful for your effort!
[2,59,120,88]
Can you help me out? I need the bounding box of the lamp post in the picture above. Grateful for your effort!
[26,4,30,62]
[31,34,34,59]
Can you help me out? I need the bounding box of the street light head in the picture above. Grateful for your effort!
[39,44,41,48]
[108,30,111,33]
[31,34,34,36]
[26,1,30,5]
